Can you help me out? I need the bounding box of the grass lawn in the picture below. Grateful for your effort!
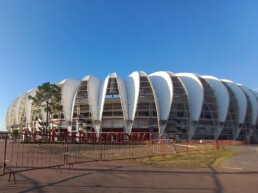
[136,146,240,168]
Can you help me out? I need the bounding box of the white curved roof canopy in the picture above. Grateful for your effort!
[176,73,204,121]
[238,85,258,125]
[58,79,67,85]
[14,93,26,125]
[86,75,100,121]
[116,75,129,120]
[25,88,37,124]
[253,91,258,98]
[138,71,148,77]
[6,106,11,128]
[221,79,247,124]
[202,75,229,123]
[60,79,81,123]
[98,74,110,120]
[125,71,140,120]
[10,99,15,125]
[251,91,258,122]
[149,71,173,121]
[6,102,14,128]
[82,75,90,81]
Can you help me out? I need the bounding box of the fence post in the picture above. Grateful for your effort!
[146,141,153,159]
[64,143,68,165]
[2,134,7,175]
[215,140,219,150]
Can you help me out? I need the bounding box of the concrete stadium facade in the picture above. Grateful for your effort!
[5,71,258,141]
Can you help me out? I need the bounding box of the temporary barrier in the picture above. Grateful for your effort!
[1,132,228,183]
[0,132,66,183]
[0,133,8,177]
[0,132,157,182]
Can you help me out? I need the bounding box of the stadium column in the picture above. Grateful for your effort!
[125,120,133,134]
[188,125,196,139]
[233,127,242,140]
[214,126,223,140]
[246,128,254,142]
[94,120,101,138]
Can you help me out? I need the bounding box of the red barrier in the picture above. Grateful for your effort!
[1,131,247,184]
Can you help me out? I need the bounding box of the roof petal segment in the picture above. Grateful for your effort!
[202,75,229,123]
[98,74,110,120]
[149,71,173,121]
[238,85,258,126]
[60,79,81,123]
[86,76,100,121]
[14,93,26,125]
[125,71,140,121]
[176,73,204,121]
[25,88,37,124]
[116,76,129,120]
[221,79,247,124]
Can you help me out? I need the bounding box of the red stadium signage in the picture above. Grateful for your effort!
[21,130,154,144]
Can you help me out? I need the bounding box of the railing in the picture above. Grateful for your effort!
[0,132,176,183]
[1,131,239,183]
[0,133,66,182]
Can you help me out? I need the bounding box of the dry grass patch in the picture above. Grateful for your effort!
[136,147,239,168]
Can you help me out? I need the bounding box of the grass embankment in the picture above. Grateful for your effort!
[136,146,239,168]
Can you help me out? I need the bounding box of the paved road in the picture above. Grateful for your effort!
[221,145,258,171]
[0,145,258,193]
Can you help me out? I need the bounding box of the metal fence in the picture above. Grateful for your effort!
[0,132,236,183]
[0,133,66,182]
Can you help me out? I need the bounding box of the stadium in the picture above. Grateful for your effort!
[5,71,258,142]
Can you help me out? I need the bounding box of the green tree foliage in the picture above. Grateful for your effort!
[28,82,62,132]
[28,82,62,114]
[12,129,19,139]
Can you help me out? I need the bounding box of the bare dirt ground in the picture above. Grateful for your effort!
[0,145,258,193]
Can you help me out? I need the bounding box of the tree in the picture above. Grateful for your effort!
[12,129,19,140]
[28,82,62,135]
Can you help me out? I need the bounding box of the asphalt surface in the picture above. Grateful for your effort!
[0,145,258,193]
[221,145,258,171]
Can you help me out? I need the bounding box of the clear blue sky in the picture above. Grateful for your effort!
[0,0,258,130]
